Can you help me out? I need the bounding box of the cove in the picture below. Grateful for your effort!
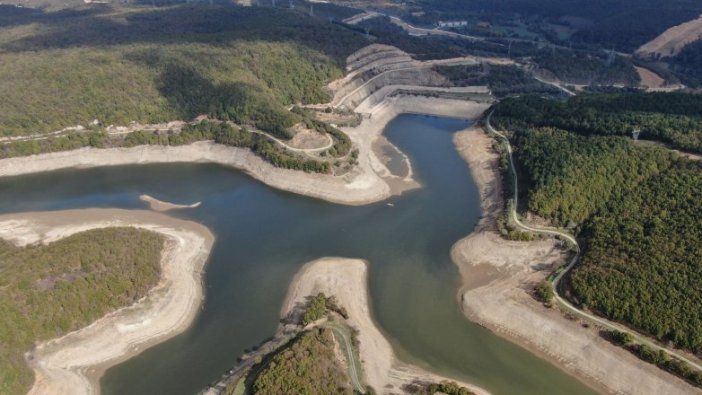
[0,114,595,395]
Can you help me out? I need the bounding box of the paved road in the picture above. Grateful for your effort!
[485,110,702,372]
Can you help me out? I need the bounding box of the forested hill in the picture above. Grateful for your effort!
[414,0,702,52]
[492,94,702,354]
[0,228,165,395]
[0,4,369,137]
[492,93,702,153]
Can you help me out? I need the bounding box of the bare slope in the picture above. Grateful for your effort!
[637,15,702,58]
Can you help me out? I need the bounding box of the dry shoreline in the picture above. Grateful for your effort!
[140,194,202,211]
[0,97,487,207]
[450,125,701,394]
[281,257,490,395]
[0,209,215,395]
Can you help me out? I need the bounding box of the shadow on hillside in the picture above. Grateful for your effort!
[140,59,296,135]
[0,3,367,63]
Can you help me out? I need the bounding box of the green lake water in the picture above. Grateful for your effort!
[0,114,595,395]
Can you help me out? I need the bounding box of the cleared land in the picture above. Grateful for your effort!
[634,66,666,88]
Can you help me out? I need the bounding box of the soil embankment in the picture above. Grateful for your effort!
[0,209,214,395]
[282,258,490,395]
[451,125,701,395]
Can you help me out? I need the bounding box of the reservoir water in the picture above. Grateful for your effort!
[0,114,595,395]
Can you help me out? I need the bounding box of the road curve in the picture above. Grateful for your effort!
[485,110,702,372]
[326,322,366,394]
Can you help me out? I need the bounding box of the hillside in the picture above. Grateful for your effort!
[637,15,702,58]
[0,4,367,137]
[492,93,702,354]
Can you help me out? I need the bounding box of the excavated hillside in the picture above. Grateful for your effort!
[329,44,504,110]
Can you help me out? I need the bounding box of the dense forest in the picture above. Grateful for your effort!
[571,160,702,351]
[493,95,702,353]
[434,64,561,97]
[493,93,702,153]
[0,228,165,395]
[252,327,353,394]
[0,4,367,137]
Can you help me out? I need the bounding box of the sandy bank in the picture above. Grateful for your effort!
[637,14,702,58]
[451,126,701,394]
[281,257,490,395]
[0,96,488,208]
[0,209,214,395]
[348,95,490,196]
[0,142,392,206]
[140,194,202,211]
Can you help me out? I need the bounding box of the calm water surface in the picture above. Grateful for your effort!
[0,115,595,395]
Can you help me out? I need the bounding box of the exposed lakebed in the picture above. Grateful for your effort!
[0,114,595,395]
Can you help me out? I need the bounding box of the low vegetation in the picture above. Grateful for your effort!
[534,280,554,305]
[419,381,476,395]
[603,330,702,388]
[0,228,165,395]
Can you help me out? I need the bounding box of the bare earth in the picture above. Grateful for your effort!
[0,209,215,395]
[139,194,201,211]
[451,126,701,395]
[637,14,702,58]
[634,66,666,88]
[281,258,490,395]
